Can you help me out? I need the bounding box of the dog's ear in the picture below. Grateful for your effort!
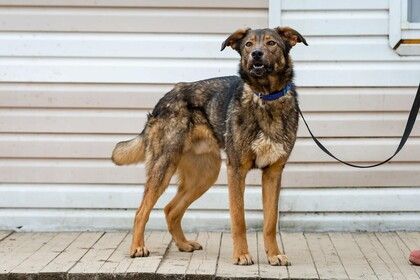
[275,27,308,47]
[221,28,251,51]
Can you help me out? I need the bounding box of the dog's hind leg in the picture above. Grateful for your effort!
[130,157,177,258]
[164,151,221,252]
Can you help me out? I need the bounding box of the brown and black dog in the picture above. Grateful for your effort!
[112,27,307,266]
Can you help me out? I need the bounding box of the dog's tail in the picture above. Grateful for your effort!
[111,133,145,165]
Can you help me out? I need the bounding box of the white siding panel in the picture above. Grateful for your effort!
[1,160,419,187]
[1,185,419,212]
[280,213,420,232]
[0,7,267,33]
[0,83,173,109]
[397,44,420,56]
[282,10,388,35]
[0,58,238,84]
[298,87,419,112]
[292,36,408,61]
[294,61,420,87]
[0,33,236,59]
[281,0,389,10]
[0,0,268,8]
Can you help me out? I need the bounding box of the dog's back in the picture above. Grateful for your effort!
[112,75,242,165]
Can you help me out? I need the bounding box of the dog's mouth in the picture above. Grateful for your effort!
[250,62,270,77]
[252,62,265,70]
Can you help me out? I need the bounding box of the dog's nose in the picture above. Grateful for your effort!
[251,50,263,59]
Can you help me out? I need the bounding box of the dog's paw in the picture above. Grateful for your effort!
[267,254,290,266]
[177,240,203,252]
[130,246,150,258]
[233,253,254,265]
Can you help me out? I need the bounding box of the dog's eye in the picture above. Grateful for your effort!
[267,40,276,46]
[245,42,253,47]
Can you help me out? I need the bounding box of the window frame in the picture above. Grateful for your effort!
[389,0,420,55]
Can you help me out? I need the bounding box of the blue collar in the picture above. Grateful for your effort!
[254,83,294,101]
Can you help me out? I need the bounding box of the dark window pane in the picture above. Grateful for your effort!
[408,0,420,22]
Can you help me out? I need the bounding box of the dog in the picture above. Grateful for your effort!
[112,26,307,266]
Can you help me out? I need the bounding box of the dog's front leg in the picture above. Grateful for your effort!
[262,161,290,266]
[227,163,253,265]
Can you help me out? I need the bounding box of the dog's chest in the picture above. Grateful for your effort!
[233,84,298,168]
[251,131,287,168]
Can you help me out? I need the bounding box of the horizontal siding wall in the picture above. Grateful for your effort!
[0,0,419,231]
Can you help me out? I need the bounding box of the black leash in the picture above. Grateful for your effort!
[298,83,420,168]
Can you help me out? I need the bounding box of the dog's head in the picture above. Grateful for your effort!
[221,27,307,78]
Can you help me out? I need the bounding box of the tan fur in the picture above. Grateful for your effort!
[128,124,222,258]
[262,160,290,266]
[185,125,220,154]
[165,149,221,251]
[111,135,145,165]
[130,160,177,257]
[227,157,254,265]
[252,131,287,168]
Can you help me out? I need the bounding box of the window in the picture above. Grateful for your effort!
[408,0,420,22]
[389,0,420,55]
